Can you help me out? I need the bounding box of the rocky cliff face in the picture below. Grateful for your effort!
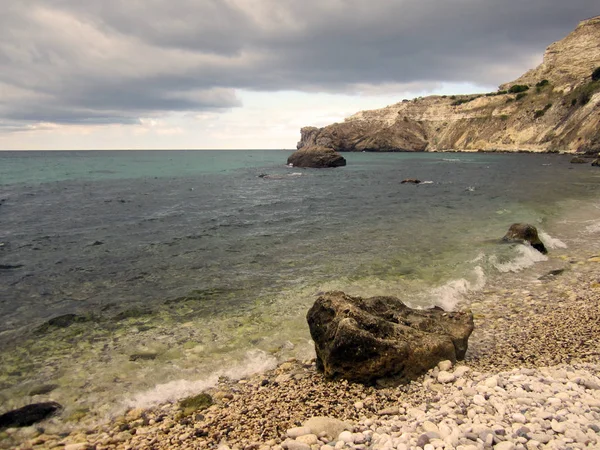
[298,16,600,153]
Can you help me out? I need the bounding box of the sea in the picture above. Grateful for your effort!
[1,150,600,424]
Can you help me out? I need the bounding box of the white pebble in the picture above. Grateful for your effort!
[494,442,516,450]
[438,360,453,371]
[473,394,486,406]
[512,413,527,424]
[338,430,354,444]
[296,434,319,446]
[438,371,456,384]
[287,427,312,439]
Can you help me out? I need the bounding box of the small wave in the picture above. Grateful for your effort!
[491,244,548,273]
[430,266,486,311]
[441,158,461,162]
[585,220,600,233]
[539,231,567,249]
[123,350,277,409]
[420,181,433,184]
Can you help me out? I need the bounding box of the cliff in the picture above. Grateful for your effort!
[298,16,600,153]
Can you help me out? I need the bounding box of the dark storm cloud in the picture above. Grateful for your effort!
[0,0,597,127]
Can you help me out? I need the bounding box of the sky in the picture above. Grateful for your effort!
[0,1,598,150]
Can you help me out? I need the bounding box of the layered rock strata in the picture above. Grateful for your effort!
[298,16,600,154]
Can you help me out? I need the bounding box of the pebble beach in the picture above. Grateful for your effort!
[3,248,600,450]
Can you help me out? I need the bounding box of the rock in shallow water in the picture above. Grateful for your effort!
[502,223,548,254]
[0,402,62,429]
[306,291,474,384]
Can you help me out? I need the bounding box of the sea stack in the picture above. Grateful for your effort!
[287,145,346,168]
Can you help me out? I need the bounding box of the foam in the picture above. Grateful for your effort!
[585,220,600,233]
[124,350,278,409]
[539,231,567,249]
[430,266,486,311]
[491,244,548,273]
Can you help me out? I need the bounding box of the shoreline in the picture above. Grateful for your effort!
[4,246,599,450]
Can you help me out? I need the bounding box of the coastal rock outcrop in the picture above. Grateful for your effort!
[502,223,548,254]
[298,16,600,154]
[306,291,474,384]
[287,145,346,168]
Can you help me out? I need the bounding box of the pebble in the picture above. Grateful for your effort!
[288,427,312,439]
[4,257,599,450]
[437,371,456,383]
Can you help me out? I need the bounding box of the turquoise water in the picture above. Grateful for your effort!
[0,150,284,185]
[1,150,600,428]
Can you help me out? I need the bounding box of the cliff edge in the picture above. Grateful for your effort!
[298,16,600,153]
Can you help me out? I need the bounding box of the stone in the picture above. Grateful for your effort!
[512,413,527,424]
[592,158,600,167]
[570,156,588,164]
[438,360,453,371]
[287,427,312,439]
[401,179,421,184]
[64,444,91,450]
[422,421,439,434]
[282,440,311,450]
[502,223,548,254]
[494,442,515,450]
[438,371,456,383]
[0,402,62,429]
[35,314,89,333]
[287,146,346,168]
[454,366,470,377]
[484,376,498,388]
[338,430,354,443]
[306,291,474,384]
[303,417,350,441]
[295,434,319,446]
[551,420,567,434]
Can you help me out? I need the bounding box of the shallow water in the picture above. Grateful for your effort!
[1,150,600,422]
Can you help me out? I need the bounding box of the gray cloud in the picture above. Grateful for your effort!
[0,0,597,128]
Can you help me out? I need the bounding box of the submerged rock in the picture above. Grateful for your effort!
[502,223,548,254]
[178,393,213,416]
[0,402,62,429]
[287,146,346,168]
[570,156,588,164]
[29,384,59,396]
[36,314,89,334]
[306,291,474,384]
[401,178,422,184]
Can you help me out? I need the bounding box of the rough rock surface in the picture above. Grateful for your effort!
[286,145,346,168]
[306,291,474,384]
[298,16,600,153]
[502,223,548,254]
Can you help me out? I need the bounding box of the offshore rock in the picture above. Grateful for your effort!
[297,17,600,153]
[570,156,588,163]
[306,291,474,384]
[0,402,62,429]
[502,223,548,254]
[287,145,346,168]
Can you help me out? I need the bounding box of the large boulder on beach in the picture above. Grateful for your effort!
[306,291,474,384]
[287,146,346,168]
[502,223,548,254]
[0,402,62,429]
